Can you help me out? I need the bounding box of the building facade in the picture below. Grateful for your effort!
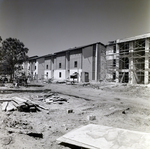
[106,33,150,84]
[23,33,150,84]
[53,42,106,82]
[23,42,106,82]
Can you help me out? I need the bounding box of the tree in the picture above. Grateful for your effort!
[0,37,29,80]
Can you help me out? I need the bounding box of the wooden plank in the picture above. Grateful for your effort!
[11,100,20,108]
[1,102,8,111]
[6,102,17,111]
[24,98,48,110]
[57,124,150,149]
[12,97,27,105]
[0,98,12,103]
[120,72,125,83]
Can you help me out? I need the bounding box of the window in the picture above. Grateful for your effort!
[59,72,61,78]
[113,59,116,67]
[74,61,77,68]
[113,72,116,80]
[35,66,36,70]
[113,45,116,53]
[46,72,48,76]
[46,65,48,69]
[59,63,61,68]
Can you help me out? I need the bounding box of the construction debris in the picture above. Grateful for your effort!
[87,115,96,121]
[7,128,43,138]
[0,96,46,112]
[0,93,67,112]
[1,102,9,111]
[67,109,73,113]
[35,93,68,104]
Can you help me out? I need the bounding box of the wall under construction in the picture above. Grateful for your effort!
[106,34,150,84]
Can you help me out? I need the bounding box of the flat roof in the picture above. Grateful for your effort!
[28,56,38,61]
[36,54,52,59]
[116,33,150,43]
[54,42,105,54]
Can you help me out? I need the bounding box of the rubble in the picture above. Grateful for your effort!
[87,115,96,121]
[0,83,149,148]
[7,128,43,138]
[1,102,9,111]
[35,93,68,104]
[0,96,46,112]
[67,109,73,113]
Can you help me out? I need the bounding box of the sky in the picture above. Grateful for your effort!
[0,0,150,56]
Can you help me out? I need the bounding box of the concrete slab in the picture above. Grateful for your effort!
[57,124,150,149]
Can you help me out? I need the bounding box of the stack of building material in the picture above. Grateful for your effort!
[44,95,67,104]
[35,93,68,104]
[1,97,40,112]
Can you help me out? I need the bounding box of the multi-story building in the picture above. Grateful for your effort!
[23,33,150,84]
[24,56,38,80]
[106,33,150,84]
[44,54,53,80]
[23,42,106,82]
[52,42,106,82]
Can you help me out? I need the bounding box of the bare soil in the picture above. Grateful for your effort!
[0,82,150,149]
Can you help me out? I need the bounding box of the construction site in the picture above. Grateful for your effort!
[106,33,150,85]
[0,34,150,149]
[0,79,150,149]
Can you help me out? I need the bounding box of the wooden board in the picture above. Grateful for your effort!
[57,124,150,149]
[6,102,17,111]
[1,102,8,111]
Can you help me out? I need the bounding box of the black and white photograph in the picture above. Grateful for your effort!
[0,0,150,148]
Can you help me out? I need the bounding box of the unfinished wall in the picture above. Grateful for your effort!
[106,44,116,81]
[98,44,106,81]
[106,38,150,84]
[82,45,93,81]
[37,57,45,80]
[131,39,145,84]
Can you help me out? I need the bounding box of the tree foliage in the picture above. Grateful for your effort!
[0,37,29,78]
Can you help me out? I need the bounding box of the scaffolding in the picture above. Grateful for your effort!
[106,38,150,84]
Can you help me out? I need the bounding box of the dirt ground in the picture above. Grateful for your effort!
[0,82,150,149]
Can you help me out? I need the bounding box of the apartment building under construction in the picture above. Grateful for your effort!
[23,33,150,84]
[106,33,150,84]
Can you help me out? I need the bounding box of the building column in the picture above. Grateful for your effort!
[145,38,149,84]
[116,44,119,83]
[129,42,134,84]
[95,44,98,81]
[65,51,69,79]
[51,56,54,78]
